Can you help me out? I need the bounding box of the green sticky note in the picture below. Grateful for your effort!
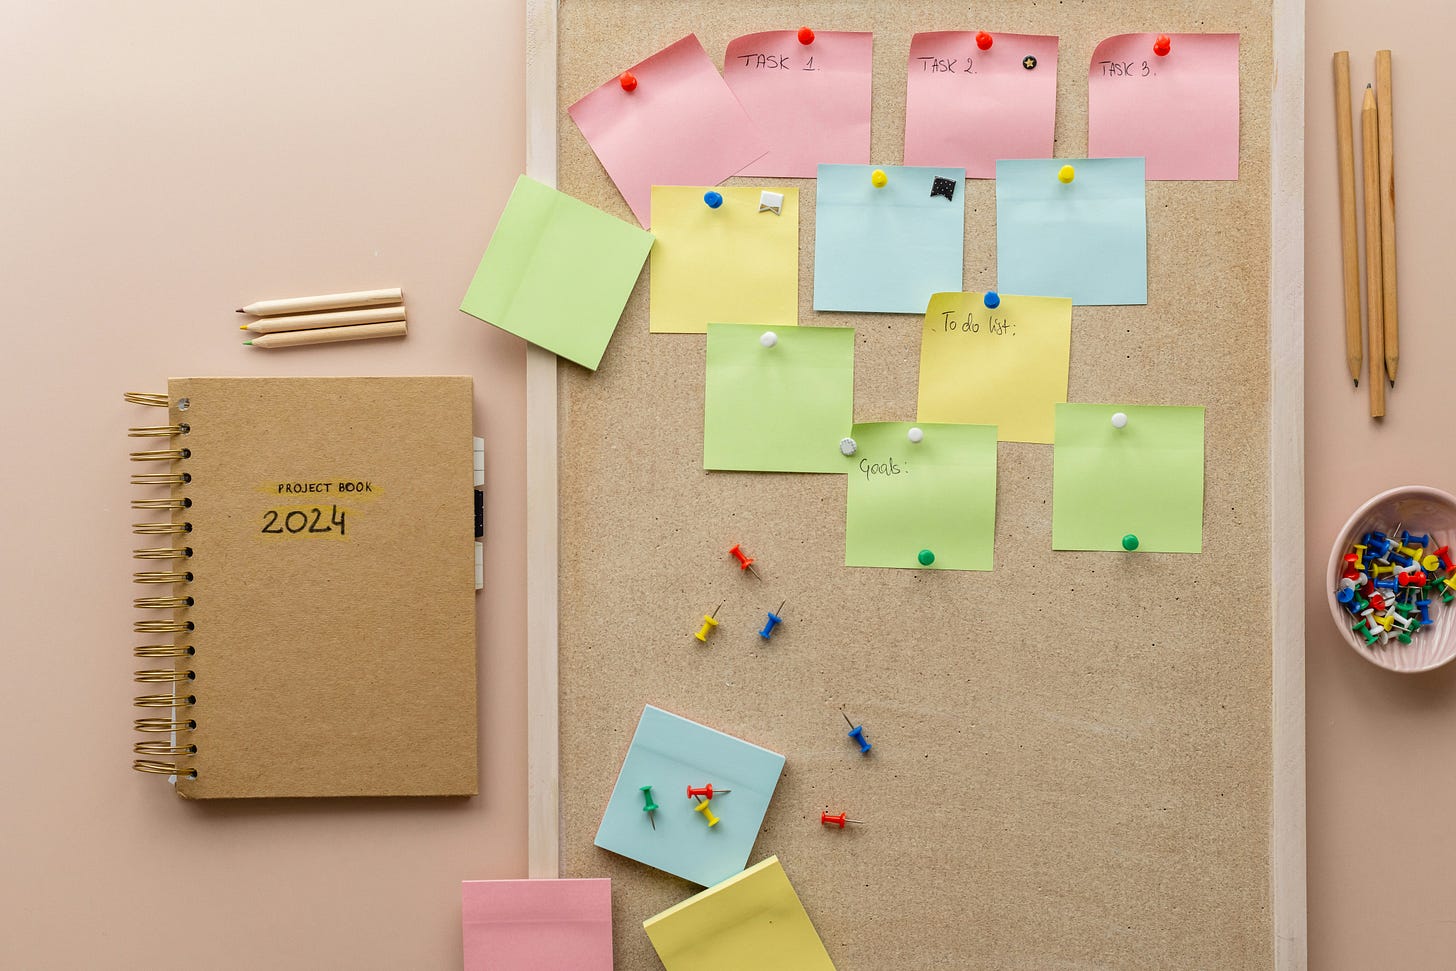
[843,422,997,570]
[1052,404,1205,553]
[459,175,654,371]
[704,323,854,473]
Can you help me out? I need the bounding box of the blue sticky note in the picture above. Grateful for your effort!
[813,163,965,313]
[594,705,786,887]
[995,158,1147,306]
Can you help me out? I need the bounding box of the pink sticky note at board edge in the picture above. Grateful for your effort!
[462,878,613,971]
[724,30,874,178]
[568,34,770,227]
[903,31,1059,178]
[1087,32,1240,180]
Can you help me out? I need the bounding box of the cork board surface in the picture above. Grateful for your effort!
[556,3,1275,967]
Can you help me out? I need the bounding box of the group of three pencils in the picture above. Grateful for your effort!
[1334,50,1398,418]
[238,288,408,348]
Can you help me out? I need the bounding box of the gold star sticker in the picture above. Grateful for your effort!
[1023,55,1037,70]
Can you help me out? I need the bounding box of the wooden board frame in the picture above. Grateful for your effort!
[525,1,1306,964]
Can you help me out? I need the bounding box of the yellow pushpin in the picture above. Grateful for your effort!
[693,796,720,827]
[694,601,723,643]
[1371,563,1394,577]
[1423,554,1442,572]
[1057,164,1075,184]
[870,168,888,188]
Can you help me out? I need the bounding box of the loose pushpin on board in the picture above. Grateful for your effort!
[704,190,724,209]
[694,601,723,642]
[1122,534,1140,551]
[1111,412,1128,429]
[843,712,872,753]
[1058,164,1076,184]
[983,290,1000,309]
[839,437,858,456]
[976,30,993,50]
[907,427,924,443]
[1153,34,1171,56]
[641,784,658,828]
[759,601,786,640]
[917,549,935,566]
[760,331,777,347]
[871,168,889,188]
[687,784,732,799]
[821,811,867,829]
[619,71,638,92]
[797,26,815,45]
[729,543,763,580]
[693,796,721,827]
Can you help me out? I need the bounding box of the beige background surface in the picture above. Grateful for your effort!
[1304,5,1456,969]
[1,2,528,968]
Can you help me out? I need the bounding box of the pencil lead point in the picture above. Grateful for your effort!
[1354,379,1359,388]
[235,308,245,313]
[243,340,253,345]
[239,324,248,330]
[1390,379,1395,388]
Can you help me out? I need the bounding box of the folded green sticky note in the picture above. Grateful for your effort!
[1052,403,1205,552]
[460,175,653,370]
[843,421,997,570]
[704,323,855,473]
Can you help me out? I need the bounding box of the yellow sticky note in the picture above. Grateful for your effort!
[916,291,1072,443]
[643,856,836,971]
[649,186,799,333]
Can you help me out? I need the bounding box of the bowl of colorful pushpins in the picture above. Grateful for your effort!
[1328,486,1456,672]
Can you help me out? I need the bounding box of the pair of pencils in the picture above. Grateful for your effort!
[236,288,407,349]
[1334,51,1398,418]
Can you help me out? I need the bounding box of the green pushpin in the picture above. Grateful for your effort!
[1121,534,1140,551]
[917,549,935,566]
[640,785,658,829]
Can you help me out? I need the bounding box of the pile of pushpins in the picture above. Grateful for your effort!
[1336,528,1454,647]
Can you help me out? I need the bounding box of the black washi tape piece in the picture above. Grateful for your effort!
[930,176,957,202]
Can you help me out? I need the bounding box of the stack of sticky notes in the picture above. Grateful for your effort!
[462,878,613,971]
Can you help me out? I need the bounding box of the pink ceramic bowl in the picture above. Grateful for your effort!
[1327,486,1456,673]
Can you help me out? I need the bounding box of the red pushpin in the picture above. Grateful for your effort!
[975,30,993,50]
[728,543,762,580]
[797,26,815,45]
[820,811,866,829]
[619,71,638,92]
[1153,34,1171,56]
[687,783,732,799]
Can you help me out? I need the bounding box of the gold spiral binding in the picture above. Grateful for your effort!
[133,522,190,535]
[128,424,188,437]
[131,497,189,510]
[134,717,194,733]
[134,596,192,609]
[134,619,191,634]
[134,644,193,658]
[133,760,196,778]
[130,448,189,462]
[124,392,169,407]
[134,571,191,583]
[134,668,194,683]
[134,740,197,756]
[132,473,188,486]
[133,547,190,560]
[134,692,194,708]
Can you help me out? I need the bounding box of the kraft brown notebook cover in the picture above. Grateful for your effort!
[127,376,478,798]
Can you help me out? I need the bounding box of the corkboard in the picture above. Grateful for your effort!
[553,3,1279,967]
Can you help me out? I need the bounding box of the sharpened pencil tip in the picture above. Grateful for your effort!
[243,340,253,345]
[1390,379,1395,388]
[1354,379,1359,388]
[239,324,248,330]
[235,308,245,313]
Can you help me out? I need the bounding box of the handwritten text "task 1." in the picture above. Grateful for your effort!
[735,53,819,71]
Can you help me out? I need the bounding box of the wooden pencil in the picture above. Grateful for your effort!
[236,288,403,317]
[240,305,406,334]
[1375,50,1398,386]
[1333,52,1362,387]
[1362,84,1385,418]
[243,319,407,348]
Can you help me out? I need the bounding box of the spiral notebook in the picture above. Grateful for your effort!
[126,376,480,798]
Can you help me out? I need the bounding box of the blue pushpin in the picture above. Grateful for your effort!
[1403,531,1431,547]
[1418,599,1434,625]
[1374,577,1399,592]
[758,601,785,640]
[1336,587,1355,604]
[704,190,724,209]
[983,290,1000,309]
[843,712,871,754]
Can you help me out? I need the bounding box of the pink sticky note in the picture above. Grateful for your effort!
[462,878,613,971]
[569,35,769,227]
[722,30,873,177]
[1088,33,1240,180]
[903,32,1058,179]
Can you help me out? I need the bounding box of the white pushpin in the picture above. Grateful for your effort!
[1110,412,1128,429]
[760,331,778,348]
[839,437,857,456]
[907,427,924,443]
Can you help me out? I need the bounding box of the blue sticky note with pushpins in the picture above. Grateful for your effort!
[995,157,1147,306]
[594,705,786,887]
